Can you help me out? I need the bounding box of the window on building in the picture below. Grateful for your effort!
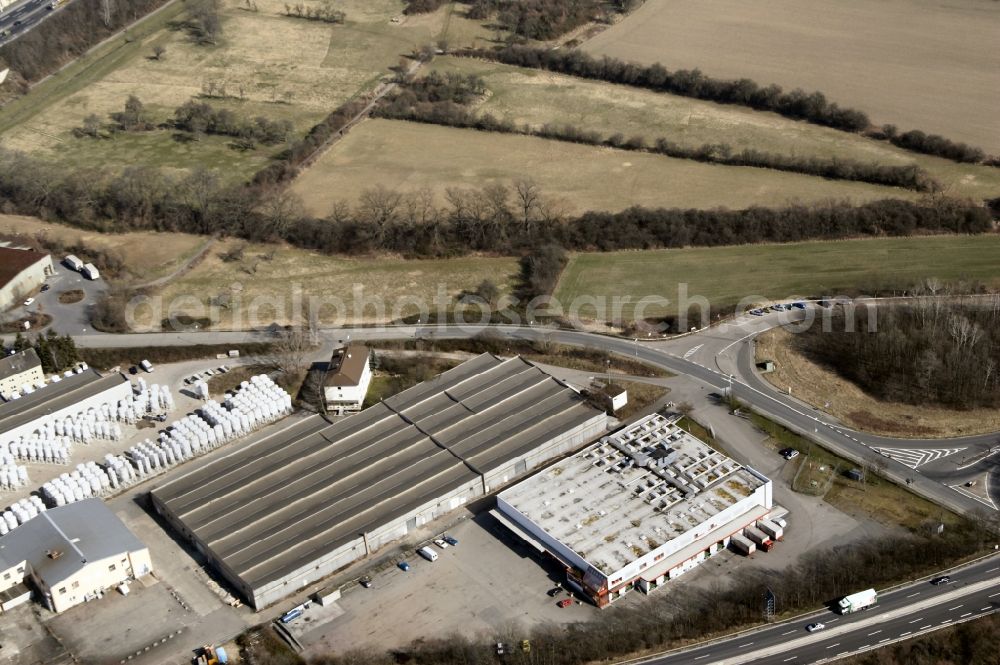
[108,564,116,572]
[58,587,66,594]
[72,581,80,589]
[17,567,24,573]
[3,573,10,580]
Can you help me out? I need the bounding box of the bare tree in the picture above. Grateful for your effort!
[265,328,313,378]
[514,178,540,236]
[100,0,115,28]
[151,45,166,60]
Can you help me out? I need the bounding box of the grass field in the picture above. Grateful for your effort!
[0,214,207,282]
[430,57,1000,201]
[582,0,1000,154]
[0,0,491,180]
[555,235,1000,319]
[133,237,520,329]
[291,118,917,216]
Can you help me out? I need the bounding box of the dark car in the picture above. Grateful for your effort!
[129,366,138,375]
[397,561,410,572]
[443,535,458,546]
[779,447,799,460]
[41,284,50,292]
[930,576,952,585]
[359,575,372,588]
[547,587,561,597]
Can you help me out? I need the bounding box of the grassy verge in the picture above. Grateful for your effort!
[79,343,274,370]
[748,412,963,531]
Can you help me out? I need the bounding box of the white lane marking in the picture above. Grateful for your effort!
[986,567,999,572]
[867,630,881,636]
[950,482,999,511]
[908,617,923,623]
[900,631,912,637]
[826,643,840,649]
[781,630,796,635]
[919,625,932,630]
[906,592,920,598]
[948,605,963,611]
[683,344,703,359]
[694,655,710,660]
[989,592,1000,597]
[738,642,753,647]
[783,658,797,662]
[981,607,992,611]
[859,644,870,649]
[941,619,952,624]
[878,639,890,644]
[961,612,972,618]
[871,447,965,469]
[827,618,839,623]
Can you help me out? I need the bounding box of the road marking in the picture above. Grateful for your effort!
[919,625,932,630]
[781,630,796,635]
[859,644,870,649]
[827,618,839,623]
[961,612,972,618]
[879,639,889,644]
[906,592,920,598]
[683,344,703,359]
[941,619,952,624]
[826,643,840,649]
[908,617,923,623]
[989,592,1000,597]
[738,643,753,647]
[948,605,963,611]
[870,446,965,469]
[867,630,881,636]
[782,658,797,662]
[694,655,710,660]
[987,567,999,572]
[981,607,992,611]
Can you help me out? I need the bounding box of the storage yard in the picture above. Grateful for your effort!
[150,353,610,609]
[496,413,777,607]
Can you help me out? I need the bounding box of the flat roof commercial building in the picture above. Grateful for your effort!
[151,354,609,609]
[496,413,773,607]
[0,499,152,614]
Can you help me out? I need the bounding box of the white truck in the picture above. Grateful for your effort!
[837,588,877,614]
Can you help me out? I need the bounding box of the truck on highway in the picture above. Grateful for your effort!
[743,526,774,552]
[837,588,877,614]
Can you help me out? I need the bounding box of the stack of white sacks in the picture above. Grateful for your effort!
[1,375,290,536]
[0,496,45,536]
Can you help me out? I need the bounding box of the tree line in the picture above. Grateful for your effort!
[457,46,996,165]
[376,74,939,192]
[305,523,989,665]
[797,301,1000,409]
[173,100,293,146]
[465,0,603,40]
[0,0,169,84]
[282,2,345,24]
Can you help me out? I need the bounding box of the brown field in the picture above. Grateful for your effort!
[583,0,1000,153]
[756,327,1000,438]
[132,237,520,329]
[0,214,207,282]
[291,118,918,216]
[430,57,1000,201]
[0,0,491,180]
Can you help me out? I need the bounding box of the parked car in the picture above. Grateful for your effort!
[23,297,34,306]
[129,366,138,375]
[557,598,573,608]
[547,587,562,597]
[930,576,952,585]
[359,575,372,588]
[793,302,806,309]
[41,284,50,292]
[779,448,799,460]
[433,538,449,549]
[443,535,458,546]
[805,622,825,632]
[397,561,410,572]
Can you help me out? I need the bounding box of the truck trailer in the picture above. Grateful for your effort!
[758,519,784,541]
[743,526,774,552]
[837,588,877,614]
[729,533,756,556]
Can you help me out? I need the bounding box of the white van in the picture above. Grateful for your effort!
[417,546,438,562]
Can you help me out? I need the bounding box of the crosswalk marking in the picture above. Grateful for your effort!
[871,447,965,469]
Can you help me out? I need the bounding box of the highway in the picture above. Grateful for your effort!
[625,554,1000,665]
[0,0,61,46]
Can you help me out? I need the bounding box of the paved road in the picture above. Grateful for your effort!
[0,0,62,46]
[627,553,1000,665]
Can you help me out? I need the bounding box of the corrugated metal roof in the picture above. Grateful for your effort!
[152,354,604,592]
[0,370,129,436]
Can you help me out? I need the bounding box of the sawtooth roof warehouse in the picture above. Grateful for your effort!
[496,413,774,607]
[150,354,609,610]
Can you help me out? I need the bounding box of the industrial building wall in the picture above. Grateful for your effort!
[43,551,144,613]
[0,366,44,400]
[0,257,52,310]
[251,477,484,610]
[496,496,594,577]
[482,413,608,491]
[0,378,133,446]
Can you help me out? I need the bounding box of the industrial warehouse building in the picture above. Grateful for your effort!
[0,246,53,311]
[0,349,44,401]
[323,344,372,413]
[0,499,152,614]
[496,413,773,607]
[151,354,609,609]
[0,368,132,447]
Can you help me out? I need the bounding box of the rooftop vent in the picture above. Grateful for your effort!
[46,549,63,560]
